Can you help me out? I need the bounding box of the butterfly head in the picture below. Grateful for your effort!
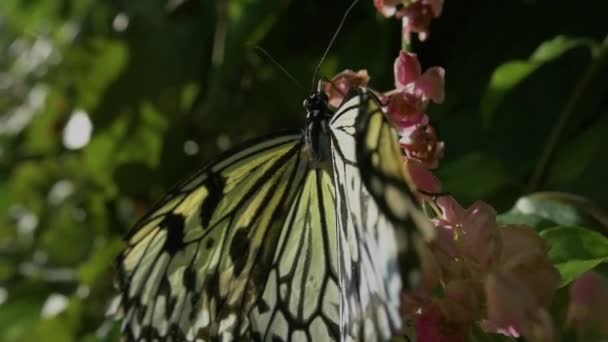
[303,90,330,119]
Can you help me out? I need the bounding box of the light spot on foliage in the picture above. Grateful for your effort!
[216,134,231,151]
[0,287,7,306]
[47,179,74,205]
[112,13,129,32]
[184,140,199,156]
[41,293,69,318]
[62,109,93,150]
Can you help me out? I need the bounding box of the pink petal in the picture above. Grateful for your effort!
[479,320,520,338]
[323,69,370,107]
[394,51,422,89]
[386,91,426,128]
[460,201,498,266]
[432,225,458,258]
[485,271,535,332]
[400,124,444,169]
[415,307,444,342]
[567,272,608,334]
[415,66,446,103]
[418,242,442,293]
[423,0,444,17]
[435,196,464,224]
[398,2,434,39]
[484,271,556,341]
[498,226,560,307]
[405,158,442,194]
[415,303,469,342]
[373,0,400,17]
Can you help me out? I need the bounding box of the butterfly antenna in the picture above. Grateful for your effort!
[311,0,360,91]
[253,46,306,94]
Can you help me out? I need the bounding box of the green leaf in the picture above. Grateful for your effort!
[481,36,595,125]
[531,36,596,62]
[480,36,597,182]
[497,212,558,231]
[41,203,95,266]
[0,285,48,342]
[541,226,608,286]
[504,192,608,230]
[75,38,128,110]
[480,61,537,123]
[548,116,608,186]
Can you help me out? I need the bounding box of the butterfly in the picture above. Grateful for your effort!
[110,84,433,341]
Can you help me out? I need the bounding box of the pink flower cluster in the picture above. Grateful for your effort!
[324,8,608,338]
[402,161,560,341]
[325,57,560,340]
[386,51,445,169]
[374,0,444,42]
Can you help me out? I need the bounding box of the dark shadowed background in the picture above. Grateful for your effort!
[0,0,606,340]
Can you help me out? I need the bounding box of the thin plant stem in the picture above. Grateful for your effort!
[528,34,608,191]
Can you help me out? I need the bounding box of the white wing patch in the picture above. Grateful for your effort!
[329,89,430,341]
[249,169,340,341]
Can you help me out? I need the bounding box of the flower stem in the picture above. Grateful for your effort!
[527,34,608,192]
[402,35,411,52]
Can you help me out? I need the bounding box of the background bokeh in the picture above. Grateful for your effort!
[0,0,606,340]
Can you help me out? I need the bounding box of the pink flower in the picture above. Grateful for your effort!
[397,0,444,42]
[386,52,445,168]
[423,197,559,341]
[433,200,498,263]
[400,124,444,169]
[567,271,608,335]
[483,271,556,341]
[481,226,559,341]
[440,279,483,323]
[404,158,443,194]
[424,0,444,17]
[414,301,469,342]
[323,69,370,107]
[394,51,445,103]
[497,226,560,307]
[374,0,444,42]
[374,0,402,17]
[386,91,428,128]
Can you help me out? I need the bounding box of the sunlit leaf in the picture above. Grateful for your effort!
[541,226,608,287]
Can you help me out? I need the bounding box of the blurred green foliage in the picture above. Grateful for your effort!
[0,0,607,340]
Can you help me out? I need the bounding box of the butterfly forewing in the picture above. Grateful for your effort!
[116,133,316,340]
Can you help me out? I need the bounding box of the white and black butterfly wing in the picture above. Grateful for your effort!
[249,168,341,341]
[115,133,319,341]
[329,88,433,341]
[113,87,431,342]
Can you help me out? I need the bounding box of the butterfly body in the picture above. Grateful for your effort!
[112,87,431,342]
[303,89,333,164]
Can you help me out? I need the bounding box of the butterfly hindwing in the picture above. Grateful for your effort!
[249,168,340,341]
[329,88,432,341]
[354,89,434,291]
